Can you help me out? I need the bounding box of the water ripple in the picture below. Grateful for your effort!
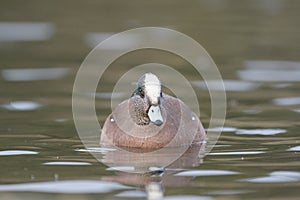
[235,128,287,135]
[0,150,38,156]
[292,109,300,113]
[43,162,91,166]
[209,151,265,156]
[1,101,42,111]
[75,147,116,153]
[165,195,213,200]
[287,146,300,151]
[272,97,300,106]
[115,190,146,198]
[84,32,115,48]
[207,189,254,195]
[241,171,300,183]
[94,92,125,100]
[0,22,55,42]
[206,126,237,132]
[175,170,240,177]
[192,80,259,91]
[0,180,131,193]
[1,67,70,81]
[238,60,300,82]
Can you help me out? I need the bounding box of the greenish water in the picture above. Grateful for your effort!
[0,1,300,199]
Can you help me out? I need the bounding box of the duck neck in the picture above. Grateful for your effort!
[130,96,150,126]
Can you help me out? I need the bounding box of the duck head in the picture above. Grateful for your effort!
[131,73,164,126]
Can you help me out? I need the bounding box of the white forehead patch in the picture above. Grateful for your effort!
[144,73,161,105]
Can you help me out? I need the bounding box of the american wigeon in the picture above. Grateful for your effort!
[100,73,206,149]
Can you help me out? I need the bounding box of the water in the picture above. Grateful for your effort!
[1,1,300,199]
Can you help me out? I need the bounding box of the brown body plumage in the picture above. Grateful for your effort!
[100,73,206,149]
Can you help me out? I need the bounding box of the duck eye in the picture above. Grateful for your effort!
[137,87,144,98]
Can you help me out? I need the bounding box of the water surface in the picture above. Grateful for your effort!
[0,1,300,199]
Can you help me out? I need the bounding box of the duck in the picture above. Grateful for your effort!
[100,73,206,149]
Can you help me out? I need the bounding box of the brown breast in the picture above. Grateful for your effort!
[100,94,206,149]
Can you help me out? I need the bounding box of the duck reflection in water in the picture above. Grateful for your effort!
[100,143,206,199]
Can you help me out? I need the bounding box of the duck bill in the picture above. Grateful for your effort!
[148,105,163,126]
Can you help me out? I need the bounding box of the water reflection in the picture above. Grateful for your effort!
[54,118,69,123]
[208,151,265,156]
[175,170,240,177]
[287,146,300,151]
[0,22,54,42]
[98,144,205,199]
[1,67,70,81]
[256,0,285,15]
[85,32,115,48]
[272,97,300,106]
[207,189,254,195]
[235,128,286,135]
[99,144,205,173]
[1,1,299,199]
[115,190,147,198]
[1,101,42,111]
[206,126,237,132]
[85,32,137,50]
[95,92,125,100]
[76,147,116,153]
[242,109,262,115]
[238,60,300,82]
[272,83,292,89]
[291,109,300,113]
[146,182,163,200]
[192,80,259,91]
[43,161,91,166]
[0,180,130,193]
[0,150,38,156]
[164,195,213,200]
[242,171,300,183]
